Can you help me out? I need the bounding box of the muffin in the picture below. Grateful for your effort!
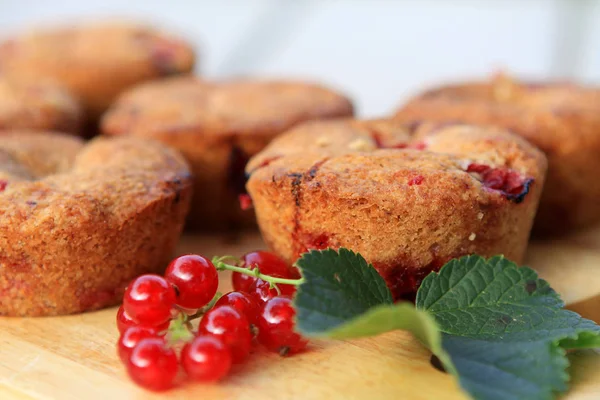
[0,21,195,121]
[0,77,82,134]
[245,119,547,299]
[393,74,600,235]
[0,132,193,316]
[101,76,354,230]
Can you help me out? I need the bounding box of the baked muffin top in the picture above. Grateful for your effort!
[0,21,196,116]
[247,119,547,205]
[395,74,600,150]
[416,74,600,111]
[2,22,193,71]
[101,76,354,141]
[0,132,190,215]
[0,77,82,133]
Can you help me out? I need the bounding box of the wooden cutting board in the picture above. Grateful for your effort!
[1,228,600,400]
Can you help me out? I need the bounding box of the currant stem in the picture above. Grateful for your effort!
[167,313,194,344]
[186,292,222,321]
[213,259,305,287]
[214,255,242,265]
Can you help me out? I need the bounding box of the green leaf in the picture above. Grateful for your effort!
[416,255,600,343]
[302,302,457,375]
[294,248,393,335]
[294,249,457,375]
[441,335,568,400]
[292,249,600,400]
[560,330,600,349]
[314,303,436,342]
[417,255,600,400]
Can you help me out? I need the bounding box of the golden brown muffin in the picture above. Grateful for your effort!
[0,132,192,316]
[101,76,354,230]
[0,77,83,134]
[0,21,195,121]
[246,119,547,299]
[393,74,600,235]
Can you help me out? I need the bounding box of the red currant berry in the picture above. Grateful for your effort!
[127,338,178,391]
[215,291,260,325]
[247,279,276,303]
[231,270,253,294]
[116,306,137,334]
[257,296,307,356]
[182,335,232,382]
[165,255,219,309]
[118,326,159,363]
[248,278,296,304]
[198,306,251,364]
[123,274,176,326]
[232,251,298,292]
[238,193,253,210]
[116,306,170,335]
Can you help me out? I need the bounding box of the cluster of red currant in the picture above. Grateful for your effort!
[116,251,306,391]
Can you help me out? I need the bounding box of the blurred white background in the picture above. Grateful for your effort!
[0,0,598,116]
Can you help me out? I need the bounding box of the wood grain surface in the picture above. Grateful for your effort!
[1,228,600,400]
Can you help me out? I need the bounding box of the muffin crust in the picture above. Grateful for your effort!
[0,132,192,316]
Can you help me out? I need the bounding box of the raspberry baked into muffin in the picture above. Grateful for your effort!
[0,21,195,120]
[245,119,547,299]
[394,74,600,235]
[0,77,82,134]
[0,132,192,316]
[101,76,354,230]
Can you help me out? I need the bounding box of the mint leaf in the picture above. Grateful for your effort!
[417,255,600,400]
[295,249,393,335]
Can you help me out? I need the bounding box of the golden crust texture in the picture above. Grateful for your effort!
[101,76,354,230]
[0,132,193,316]
[0,21,195,119]
[0,77,83,134]
[246,119,547,299]
[393,74,600,235]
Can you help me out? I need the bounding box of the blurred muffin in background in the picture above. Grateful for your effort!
[102,76,354,230]
[0,21,196,124]
[394,73,600,236]
[0,76,83,134]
